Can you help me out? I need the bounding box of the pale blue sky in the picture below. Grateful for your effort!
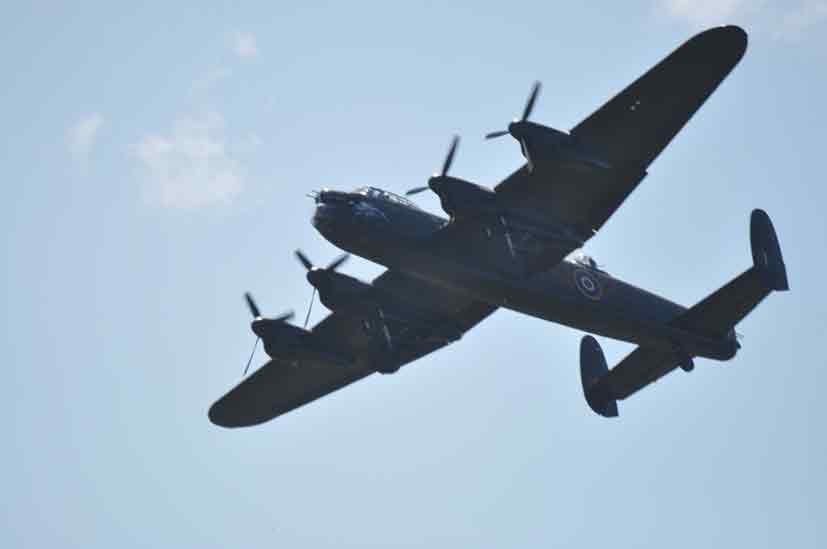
[2,1,825,547]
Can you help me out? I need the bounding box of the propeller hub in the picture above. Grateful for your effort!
[406,136,459,197]
[251,318,268,338]
[307,269,326,288]
[484,81,541,141]
[508,120,530,138]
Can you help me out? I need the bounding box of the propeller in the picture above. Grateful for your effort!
[406,135,460,196]
[295,250,350,275]
[485,81,541,139]
[241,292,294,376]
[485,82,542,173]
[245,292,261,319]
[294,250,350,327]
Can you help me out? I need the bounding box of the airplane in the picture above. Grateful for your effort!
[209,25,788,427]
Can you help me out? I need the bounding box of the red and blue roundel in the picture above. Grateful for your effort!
[573,268,603,300]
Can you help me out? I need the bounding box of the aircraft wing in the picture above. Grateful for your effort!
[495,26,747,239]
[208,270,496,427]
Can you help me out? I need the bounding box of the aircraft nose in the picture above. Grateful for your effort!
[312,201,347,231]
[312,190,347,227]
[316,190,350,204]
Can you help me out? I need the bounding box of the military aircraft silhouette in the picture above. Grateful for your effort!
[209,25,788,427]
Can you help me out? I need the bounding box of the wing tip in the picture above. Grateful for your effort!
[208,398,270,429]
[690,25,748,60]
[208,400,238,428]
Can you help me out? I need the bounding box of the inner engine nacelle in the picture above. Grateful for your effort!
[430,175,498,221]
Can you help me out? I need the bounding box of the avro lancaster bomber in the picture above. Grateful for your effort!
[209,25,788,427]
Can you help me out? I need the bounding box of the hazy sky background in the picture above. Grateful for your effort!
[2,1,825,547]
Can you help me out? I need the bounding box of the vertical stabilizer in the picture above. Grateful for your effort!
[750,209,789,291]
[580,336,619,418]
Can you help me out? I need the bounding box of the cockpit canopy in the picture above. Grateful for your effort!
[354,186,420,209]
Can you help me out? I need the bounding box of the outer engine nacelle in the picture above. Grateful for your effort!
[252,318,309,360]
[512,122,612,173]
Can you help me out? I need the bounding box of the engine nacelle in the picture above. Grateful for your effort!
[252,319,309,359]
[512,121,612,172]
[428,175,498,220]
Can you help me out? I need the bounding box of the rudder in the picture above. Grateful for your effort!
[751,209,789,291]
[580,336,619,417]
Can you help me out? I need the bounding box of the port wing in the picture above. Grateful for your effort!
[209,270,496,427]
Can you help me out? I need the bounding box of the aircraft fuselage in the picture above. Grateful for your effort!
[310,187,737,361]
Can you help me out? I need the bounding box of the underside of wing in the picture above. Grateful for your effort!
[312,269,497,371]
[572,25,747,172]
[208,358,374,428]
[496,26,747,238]
[209,270,496,427]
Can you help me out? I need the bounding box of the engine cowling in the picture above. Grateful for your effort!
[428,175,498,220]
[252,320,308,359]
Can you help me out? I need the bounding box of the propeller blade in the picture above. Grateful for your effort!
[303,287,317,329]
[406,186,430,196]
[295,250,314,271]
[520,138,534,173]
[441,135,459,176]
[485,130,509,140]
[274,311,295,323]
[326,253,350,272]
[244,292,261,318]
[242,336,260,377]
[521,81,541,121]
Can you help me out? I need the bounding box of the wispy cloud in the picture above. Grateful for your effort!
[233,32,258,59]
[190,67,231,97]
[130,112,243,209]
[660,0,752,27]
[657,0,827,39]
[67,113,104,162]
[776,0,827,40]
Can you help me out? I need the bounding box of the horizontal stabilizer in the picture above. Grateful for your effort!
[580,336,619,417]
[671,209,788,339]
[578,209,791,417]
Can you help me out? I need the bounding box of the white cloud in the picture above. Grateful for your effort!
[67,113,104,162]
[190,67,231,97]
[233,32,258,59]
[661,0,751,26]
[130,112,243,209]
[776,0,827,40]
[657,0,827,39]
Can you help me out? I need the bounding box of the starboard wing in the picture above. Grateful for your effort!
[495,26,748,239]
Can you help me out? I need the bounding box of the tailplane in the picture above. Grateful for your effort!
[750,208,788,291]
[579,209,789,418]
[670,209,788,338]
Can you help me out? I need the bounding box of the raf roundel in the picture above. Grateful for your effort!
[574,268,603,300]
